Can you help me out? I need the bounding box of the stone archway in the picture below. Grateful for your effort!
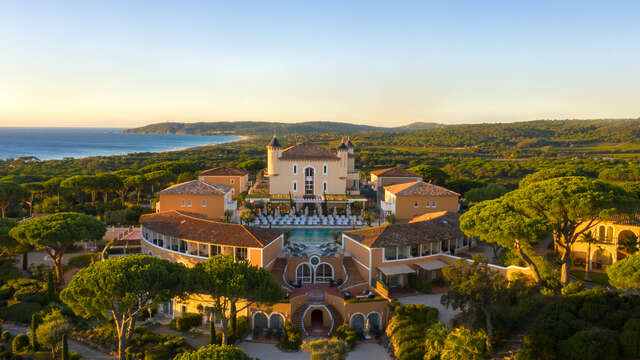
[591,248,614,268]
[311,309,323,328]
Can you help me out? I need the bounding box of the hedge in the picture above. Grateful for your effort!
[11,334,29,353]
[0,302,42,323]
[170,312,202,332]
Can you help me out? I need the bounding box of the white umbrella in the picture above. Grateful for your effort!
[304,206,309,216]
[346,204,351,217]
[258,208,262,217]
[275,207,280,217]
[333,207,337,216]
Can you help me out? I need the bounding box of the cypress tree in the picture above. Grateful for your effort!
[61,333,69,360]
[47,270,56,302]
[30,314,39,351]
[209,315,216,345]
[22,253,28,271]
[229,302,237,344]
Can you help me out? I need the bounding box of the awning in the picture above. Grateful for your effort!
[378,264,415,276]
[416,260,448,271]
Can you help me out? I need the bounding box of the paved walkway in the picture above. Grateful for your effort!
[238,342,392,360]
[397,293,461,327]
[3,324,113,359]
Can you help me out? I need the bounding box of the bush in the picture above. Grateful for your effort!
[169,312,202,332]
[558,328,619,360]
[0,331,10,341]
[126,328,191,360]
[281,321,302,350]
[620,318,640,357]
[336,323,357,349]
[144,348,170,360]
[561,281,585,296]
[104,206,153,226]
[174,345,251,360]
[0,302,42,323]
[11,334,29,353]
[0,278,47,302]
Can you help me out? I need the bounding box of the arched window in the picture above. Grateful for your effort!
[323,181,328,192]
[269,313,284,329]
[315,263,333,283]
[350,314,365,331]
[606,226,614,243]
[598,225,606,241]
[253,312,268,330]
[296,263,312,284]
[293,164,298,175]
[367,313,381,332]
[292,181,297,192]
[323,164,328,175]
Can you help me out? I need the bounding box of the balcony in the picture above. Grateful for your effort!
[380,201,394,213]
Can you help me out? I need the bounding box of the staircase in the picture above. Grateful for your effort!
[291,304,309,336]
[339,256,366,290]
[327,305,344,335]
[270,258,294,291]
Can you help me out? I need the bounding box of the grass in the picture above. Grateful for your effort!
[570,269,610,286]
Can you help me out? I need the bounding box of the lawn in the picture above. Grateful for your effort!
[570,269,610,286]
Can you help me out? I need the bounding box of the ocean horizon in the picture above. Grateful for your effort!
[0,127,241,161]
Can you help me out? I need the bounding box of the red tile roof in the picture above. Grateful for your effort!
[370,167,421,178]
[158,180,232,195]
[140,210,282,248]
[343,211,462,248]
[280,142,340,160]
[384,181,460,197]
[199,166,247,176]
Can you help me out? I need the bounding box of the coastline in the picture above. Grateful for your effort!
[0,128,248,161]
[157,135,249,154]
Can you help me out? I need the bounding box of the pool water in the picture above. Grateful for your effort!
[286,228,340,243]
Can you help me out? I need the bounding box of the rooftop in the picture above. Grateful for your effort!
[158,180,233,195]
[280,142,340,160]
[343,211,462,248]
[199,166,247,177]
[370,167,421,178]
[140,210,282,248]
[384,181,460,197]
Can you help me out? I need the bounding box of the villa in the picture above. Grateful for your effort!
[569,215,640,271]
[247,136,366,212]
[137,137,532,340]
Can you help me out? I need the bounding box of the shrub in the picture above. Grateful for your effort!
[0,331,11,341]
[169,312,202,332]
[126,328,191,360]
[234,316,248,339]
[620,318,640,357]
[281,321,302,350]
[561,281,585,296]
[0,278,47,302]
[11,334,29,353]
[144,348,170,360]
[558,328,619,360]
[336,323,357,349]
[0,302,42,323]
[174,345,251,360]
[578,301,606,321]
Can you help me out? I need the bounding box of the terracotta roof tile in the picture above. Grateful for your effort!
[370,167,421,177]
[199,166,247,176]
[140,210,282,248]
[384,181,460,197]
[343,211,462,248]
[280,142,339,160]
[158,180,232,195]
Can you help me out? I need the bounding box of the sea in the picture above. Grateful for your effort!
[0,127,242,161]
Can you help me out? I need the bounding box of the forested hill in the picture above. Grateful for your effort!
[122,121,444,135]
[359,118,640,147]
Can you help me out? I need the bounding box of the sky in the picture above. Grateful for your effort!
[1,1,639,128]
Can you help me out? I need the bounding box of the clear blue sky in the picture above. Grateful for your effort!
[1,1,639,127]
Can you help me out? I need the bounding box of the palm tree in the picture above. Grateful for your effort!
[579,232,598,281]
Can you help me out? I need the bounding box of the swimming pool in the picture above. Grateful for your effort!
[286,228,341,243]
